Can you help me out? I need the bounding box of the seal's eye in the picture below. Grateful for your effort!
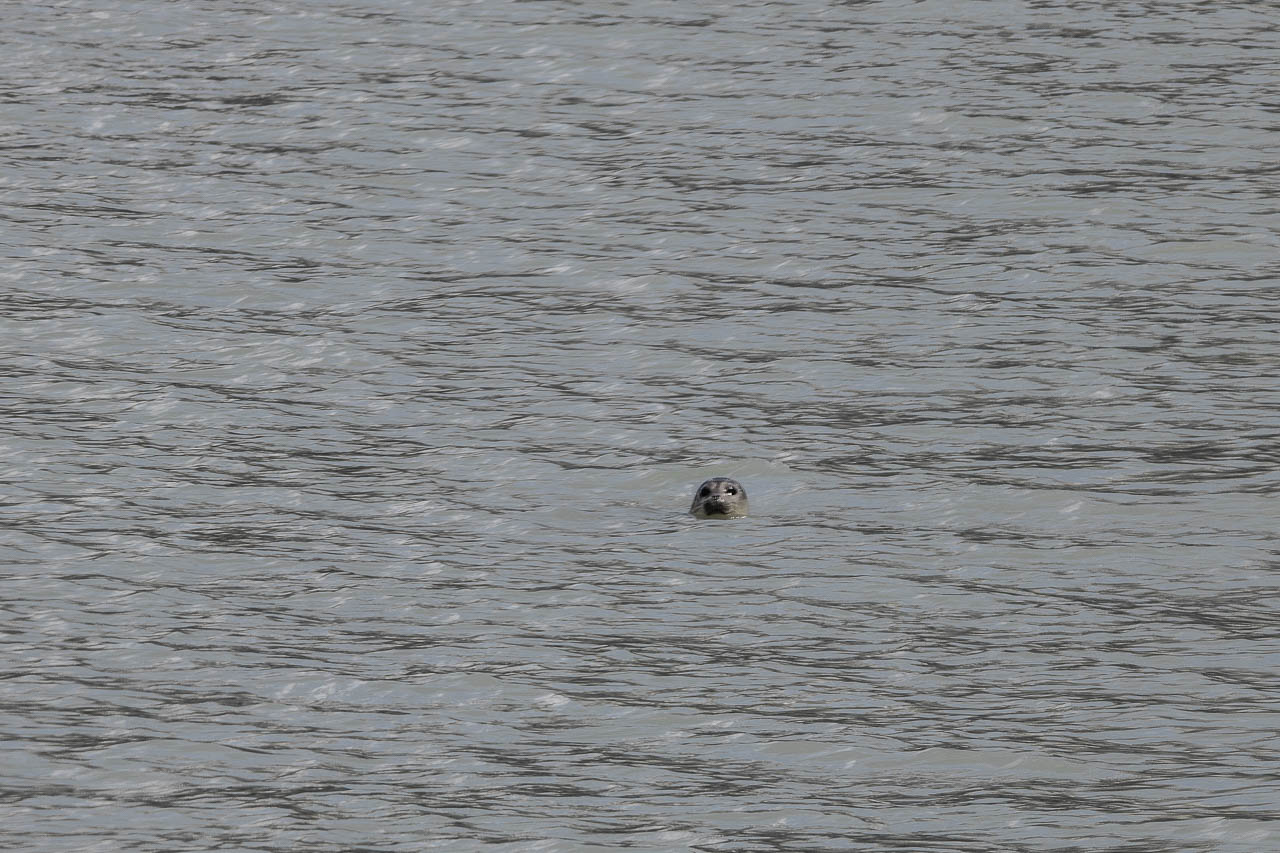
[699,487,710,497]
[725,487,737,494]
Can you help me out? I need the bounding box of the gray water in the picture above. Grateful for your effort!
[3,1,1278,850]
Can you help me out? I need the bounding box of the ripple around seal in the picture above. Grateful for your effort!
[4,0,1280,851]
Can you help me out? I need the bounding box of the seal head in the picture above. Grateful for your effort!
[689,477,748,519]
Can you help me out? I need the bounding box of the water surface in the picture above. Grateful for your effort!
[3,1,1277,850]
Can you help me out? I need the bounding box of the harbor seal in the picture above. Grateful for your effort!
[689,477,748,519]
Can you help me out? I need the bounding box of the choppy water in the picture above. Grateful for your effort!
[4,1,1278,850]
